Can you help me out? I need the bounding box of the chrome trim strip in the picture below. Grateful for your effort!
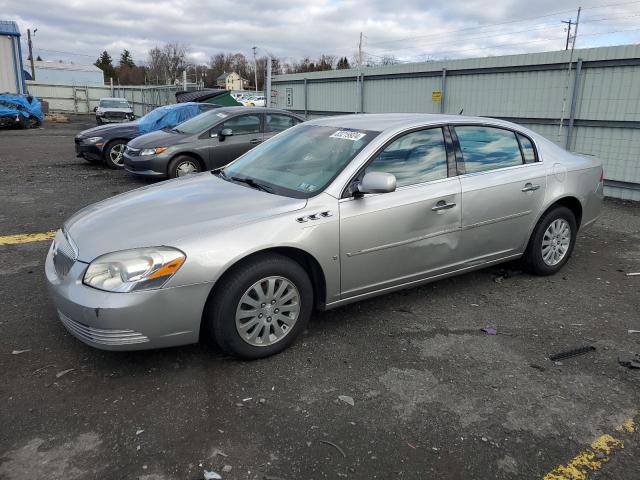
[59,310,149,346]
[462,210,532,230]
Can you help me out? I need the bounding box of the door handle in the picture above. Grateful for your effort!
[522,183,540,192]
[249,139,262,145]
[431,200,456,211]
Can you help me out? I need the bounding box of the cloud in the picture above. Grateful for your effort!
[1,0,638,66]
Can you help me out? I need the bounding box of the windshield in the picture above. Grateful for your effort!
[100,99,130,108]
[173,110,224,134]
[221,124,379,198]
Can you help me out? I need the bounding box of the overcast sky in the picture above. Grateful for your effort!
[2,0,639,66]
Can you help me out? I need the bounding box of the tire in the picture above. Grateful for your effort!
[17,115,28,129]
[524,206,577,276]
[206,253,313,359]
[96,117,102,125]
[168,155,202,179]
[103,140,127,169]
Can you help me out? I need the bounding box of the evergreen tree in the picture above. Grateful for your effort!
[119,49,135,68]
[94,50,116,82]
[337,57,351,69]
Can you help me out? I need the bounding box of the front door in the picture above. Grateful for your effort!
[339,127,462,298]
[206,113,264,169]
[264,113,301,141]
[453,125,547,264]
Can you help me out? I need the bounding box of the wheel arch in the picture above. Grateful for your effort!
[541,195,583,229]
[199,246,327,341]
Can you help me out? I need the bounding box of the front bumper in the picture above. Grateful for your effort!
[75,141,103,161]
[45,239,213,351]
[123,152,169,178]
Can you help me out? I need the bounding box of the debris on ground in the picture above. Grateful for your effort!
[481,326,497,335]
[135,429,144,435]
[549,346,596,362]
[11,349,30,355]
[530,364,546,372]
[55,368,75,378]
[45,112,69,123]
[319,439,346,457]
[629,330,640,334]
[338,395,354,406]
[222,465,232,473]
[203,470,222,480]
[618,355,640,369]
[625,272,640,276]
[242,397,252,402]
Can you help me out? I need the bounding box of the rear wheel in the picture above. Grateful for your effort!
[168,155,202,179]
[103,140,127,169]
[524,206,577,275]
[206,253,313,359]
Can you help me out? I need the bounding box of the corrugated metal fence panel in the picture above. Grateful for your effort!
[364,76,442,113]
[576,65,640,121]
[308,81,359,113]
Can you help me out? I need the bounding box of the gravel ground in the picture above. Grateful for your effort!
[0,118,639,480]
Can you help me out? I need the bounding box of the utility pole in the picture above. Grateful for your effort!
[357,32,363,114]
[558,6,581,137]
[252,46,258,92]
[27,28,37,80]
[571,7,581,50]
[561,19,573,50]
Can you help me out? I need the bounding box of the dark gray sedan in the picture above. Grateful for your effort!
[123,106,304,179]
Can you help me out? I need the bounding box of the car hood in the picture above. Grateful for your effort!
[127,129,190,149]
[98,107,133,113]
[77,122,140,139]
[64,173,307,262]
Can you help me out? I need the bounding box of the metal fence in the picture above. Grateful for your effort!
[271,45,640,201]
[25,82,180,117]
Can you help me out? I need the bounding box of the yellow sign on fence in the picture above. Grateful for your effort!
[432,91,442,102]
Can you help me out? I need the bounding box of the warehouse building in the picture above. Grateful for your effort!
[0,20,27,94]
[26,60,104,85]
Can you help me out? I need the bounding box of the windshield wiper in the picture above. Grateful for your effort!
[229,176,272,193]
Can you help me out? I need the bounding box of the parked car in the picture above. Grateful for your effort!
[123,106,304,179]
[244,96,266,107]
[0,93,44,129]
[75,102,218,168]
[94,97,134,124]
[46,114,603,359]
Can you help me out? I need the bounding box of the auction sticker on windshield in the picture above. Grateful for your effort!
[330,130,366,141]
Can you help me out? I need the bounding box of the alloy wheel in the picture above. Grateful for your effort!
[176,160,200,176]
[541,218,571,266]
[109,143,126,166]
[235,276,300,347]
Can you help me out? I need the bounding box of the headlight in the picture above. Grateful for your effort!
[83,136,103,144]
[83,247,185,293]
[140,147,168,156]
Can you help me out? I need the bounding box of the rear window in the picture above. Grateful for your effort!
[517,133,537,163]
[455,126,524,174]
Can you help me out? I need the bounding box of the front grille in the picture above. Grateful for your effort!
[59,311,150,346]
[125,146,140,156]
[104,111,127,119]
[52,232,77,278]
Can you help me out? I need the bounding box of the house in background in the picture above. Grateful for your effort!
[27,61,104,85]
[0,20,27,94]
[216,71,249,91]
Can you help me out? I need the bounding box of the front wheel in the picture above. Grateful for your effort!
[524,206,577,275]
[103,140,127,169]
[206,253,313,359]
[168,155,202,179]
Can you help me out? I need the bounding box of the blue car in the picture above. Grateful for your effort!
[0,94,44,129]
[74,102,220,169]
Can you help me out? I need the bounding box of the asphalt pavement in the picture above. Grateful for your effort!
[0,117,639,480]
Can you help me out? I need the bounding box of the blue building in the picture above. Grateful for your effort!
[0,20,26,94]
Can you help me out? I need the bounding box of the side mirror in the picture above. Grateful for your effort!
[356,172,397,195]
[218,128,233,141]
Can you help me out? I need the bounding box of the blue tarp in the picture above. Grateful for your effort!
[0,94,44,124]
[137,102,205,134]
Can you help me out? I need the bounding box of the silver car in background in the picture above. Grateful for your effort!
[45,114,603,358]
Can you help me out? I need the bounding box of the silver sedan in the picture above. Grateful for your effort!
[46,114,604,358]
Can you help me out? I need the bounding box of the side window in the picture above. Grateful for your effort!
[365,128,448,187]
[266,114,297,133]
[456,126,523,174]
[517,133,537,163]
[221,114,261,135]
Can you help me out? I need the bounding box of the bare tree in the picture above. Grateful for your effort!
[163,42,190,85]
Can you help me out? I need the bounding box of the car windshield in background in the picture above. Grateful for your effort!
[173,110,221,134]
[221,124,379,198]
[100,100,130,108]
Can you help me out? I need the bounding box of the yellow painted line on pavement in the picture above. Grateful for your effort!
[0,230,56,245]
[543,414,637,480]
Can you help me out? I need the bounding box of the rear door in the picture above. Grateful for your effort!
[206,113,263,169]
[264,113,302,141]
[453,125,546,264]
[339,126,462,298]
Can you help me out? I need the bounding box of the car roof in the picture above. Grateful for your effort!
[100,97,128,101]
[210,106,304,117]
[305,113,527,133]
